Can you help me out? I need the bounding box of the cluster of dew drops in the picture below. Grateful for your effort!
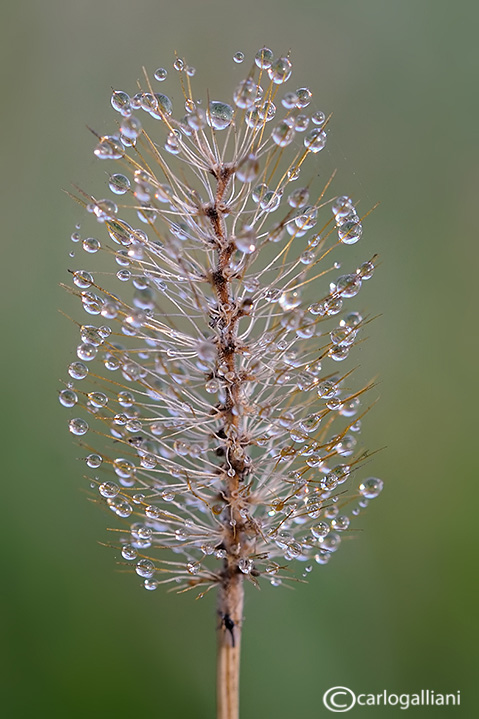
[61,47,383,592]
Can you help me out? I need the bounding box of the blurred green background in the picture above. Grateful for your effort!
[2,0,477,717]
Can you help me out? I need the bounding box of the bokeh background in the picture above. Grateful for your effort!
[2,1,478,717]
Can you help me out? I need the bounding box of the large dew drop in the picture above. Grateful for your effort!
[207,101,234,130]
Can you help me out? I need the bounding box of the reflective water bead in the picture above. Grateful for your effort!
[320,532,341,552]
[88,391,108,408]
[268,56,292,84]
[357,260,375,280]
[86,453,102,468]
[329,345,350,362]
[300,250,315,265]
[111,90,130,115]
[282,91,299,109]
[237,153,259,183]
[235,226,257,254]
[165,130,180,154]
[117,269,131,282]
[311,522,330,539]
[99,481,120,499]
[110,500,133,518]
[296,87,312,108]
[205,379,219,393]
[294,115,309,132]
[272,120,295,147]
[68,361,88,380]
[59,389,77,407]
[304,128,327,153]
[120,115,142,140]
[340,312,363,329]
[260,191,281,213]
[332,195,355,218]
[314,550,331,565]
[173,58,184,71]
[359,477,384,499]
[121,545,137,560]
[288,187,309,208]
[312,111,326,126]
[338,219,363,245]
[340,396,360,417]
[71,232,81,243]
[255,46,273,68]
[186,66,196,77]
[94,136,124,160]
[233,51,245,64]
[207,101,233,130]
[233,79,259,109]
[279,290,301,310]
[135,559,155,578]
[317,380,336,400]
[82,237,100,253]
[107,219,133,246]
[73,270,93,289]
[69,418,88,436]
[238,558,253,574]
[331,515,350,531]
[333,273,363,298]
[252,183,268,203]
[154,67,167,81]
[77,343,97,361]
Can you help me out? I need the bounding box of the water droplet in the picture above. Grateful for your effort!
[311,522,330,539]
[120,115,142,140]
[272,120,295,147]
[255,47,273,69]
[135,559,155,578]
[296,87,312,107]
[121,545,137,560]
[154,67,167,81]
[207,101,233,130]
[268,57,292,84]
[73,270,93,289]
[237,154,259,183]
[233,79,258,109]
[357,260,375,280]
[359,478,383,499]
[173,58,184,71]
[99,481,120,498]
[144,579,158,590]
[86,453,102,468]
[68,362,88,380]
[235,226,257,254]
[238,558,253,574]
[59,389,77,407]
[82,237,100,253]
[338,219,363,245]
[69,418,88,436]
[331,515,350,531]
[233,51,245,64]
[94,136,125,160]
[111,90,130,114]
[304,128,327,153]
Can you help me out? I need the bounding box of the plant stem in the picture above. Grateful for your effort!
[216,573,244,719]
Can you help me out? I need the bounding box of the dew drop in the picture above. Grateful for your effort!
[69,418,88,436]
[255,47,273,68]
[304,128,327,153]
[207,101,234,130]
[135,559,155,578]
[359,478,384,499]
[59,389,77,407]
[154,67,167,81]
[268,57,292,84]
[68,362,88,380]
[233,51,245,64]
